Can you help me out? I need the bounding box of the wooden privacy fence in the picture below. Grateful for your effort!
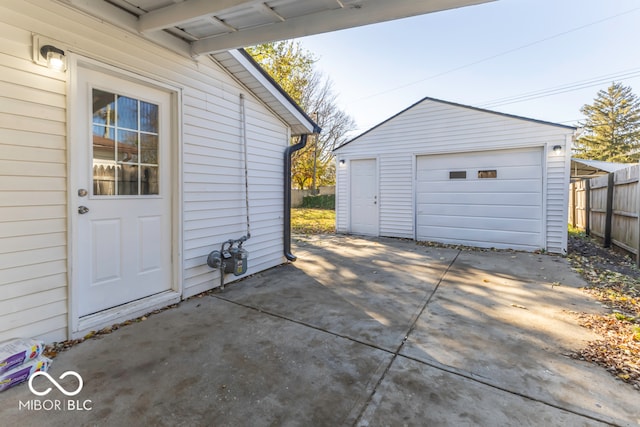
[569,164,640,263]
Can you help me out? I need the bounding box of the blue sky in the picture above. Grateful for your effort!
[298,0,640,135]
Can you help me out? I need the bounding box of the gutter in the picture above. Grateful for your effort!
[284,134,309,261]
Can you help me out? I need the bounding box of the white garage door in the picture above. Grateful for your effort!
[416,147,543,250]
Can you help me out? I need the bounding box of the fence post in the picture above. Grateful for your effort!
[585,179,590,236]
[604,173,614,248]
[570,182,576,228]
[637,168,640,266]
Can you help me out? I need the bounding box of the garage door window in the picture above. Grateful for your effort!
[478,170,497,179]
[449,171,467,179]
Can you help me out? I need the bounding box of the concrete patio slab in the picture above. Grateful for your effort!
[357,356,611,427]
[400,250,637,426]
[0,296,392,426]
[220,235,458,351]
[0,235,638,426]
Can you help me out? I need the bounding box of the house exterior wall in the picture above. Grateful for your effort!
[335,99,573,254]
[0,2,290,342]
[0,19,68,343]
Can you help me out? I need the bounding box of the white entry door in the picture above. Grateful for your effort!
[74,66,173,317]
[350,159,378,235]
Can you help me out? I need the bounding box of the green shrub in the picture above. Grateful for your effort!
[301,194,335,209]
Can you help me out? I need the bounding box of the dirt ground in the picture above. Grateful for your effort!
[567,233,640,389]
[568,234,640,277]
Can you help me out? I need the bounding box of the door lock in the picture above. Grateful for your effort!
[78,206,90,214]
[78,189,88,197]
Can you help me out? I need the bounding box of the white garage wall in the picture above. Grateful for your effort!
[335,98,574,254]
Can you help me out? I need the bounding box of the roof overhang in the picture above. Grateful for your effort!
[59,0,493,56]
[570,158,633,180]
[213,49,320,135]
[51,0,493,135]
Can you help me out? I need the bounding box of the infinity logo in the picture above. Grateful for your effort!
[28,371,83,397]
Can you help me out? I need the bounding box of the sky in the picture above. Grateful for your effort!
[296,0,640,136]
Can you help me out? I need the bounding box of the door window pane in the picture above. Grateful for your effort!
[93,90,115,126]
[117,96,139,130]
[140,134,158,164]
[92,89,159,196]
[117,130,139,163]
[118,164,139,195]
[93,164,116,196]
[140,101,158,133]
[92,125,115,161]
[141,166,159,195]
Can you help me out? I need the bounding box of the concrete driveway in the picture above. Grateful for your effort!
[1,235,638,426]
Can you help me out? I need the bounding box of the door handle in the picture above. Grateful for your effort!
[78,206,90,214]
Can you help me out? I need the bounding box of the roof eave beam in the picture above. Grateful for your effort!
[139,0,251,33]
[64,0,192,56]
[191,0,493,56]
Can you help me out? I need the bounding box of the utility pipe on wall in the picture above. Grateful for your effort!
[283,134,308,261]
[240,94,251,239]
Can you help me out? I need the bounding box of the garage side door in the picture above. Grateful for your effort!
[350,159,378,236]
[416,148,543,250]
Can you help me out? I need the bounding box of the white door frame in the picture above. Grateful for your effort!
[349,158,379,236]
[67,55,183,338]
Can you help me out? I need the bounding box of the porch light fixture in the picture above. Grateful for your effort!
[339,159,346,166]
[40,45,67,71]
[552,145,563,155]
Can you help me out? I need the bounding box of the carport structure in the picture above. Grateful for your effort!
[64,0,493,55]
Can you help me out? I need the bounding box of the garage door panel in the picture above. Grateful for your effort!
[417,192,540,207]
[418,214,541,233]
[421,146,540,161]
[416,148,543,250]
[416,226,543,249]
[417,166,542,182]
[415,179,542,193]
[417,204,542,220]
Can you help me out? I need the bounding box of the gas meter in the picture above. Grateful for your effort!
[207,237,249,285]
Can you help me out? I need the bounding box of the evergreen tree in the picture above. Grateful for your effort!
[574,82,640,162]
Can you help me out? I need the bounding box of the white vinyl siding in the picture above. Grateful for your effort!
[0,1,292,341]
[379,155,414,238]
[0,22,68,342]
[335,99,573,254]
[545,141,571,254]
[336,160,349,233]
[182,91,287,298]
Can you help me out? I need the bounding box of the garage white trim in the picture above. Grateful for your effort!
[415,147,543,250]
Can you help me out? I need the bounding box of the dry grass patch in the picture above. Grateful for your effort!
[291,208,335,234]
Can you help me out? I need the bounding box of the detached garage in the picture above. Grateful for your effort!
[334,97,576,254]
